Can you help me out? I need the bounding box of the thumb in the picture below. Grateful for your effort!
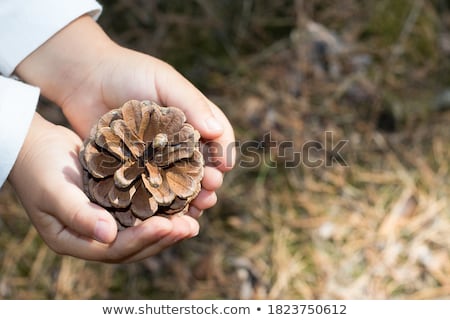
[153,61,225,140]
[48,182,118,244]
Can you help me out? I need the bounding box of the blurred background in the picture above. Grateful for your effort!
[1,0,450,299]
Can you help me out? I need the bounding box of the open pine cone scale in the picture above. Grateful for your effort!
[79,100,204,229]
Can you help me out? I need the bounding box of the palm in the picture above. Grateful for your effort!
[12,122,199,262]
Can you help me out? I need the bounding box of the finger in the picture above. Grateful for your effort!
[123,215,199,262]
[154,62,224,140]
[45,181,118,244]
[201,166,223,191]
[190,189,217,211]
[187,206,203,219]
[207,100,236,171]
[156,68,236,171]
[38,140,119,244]
[53,215,174,262]
[199,100,236,172]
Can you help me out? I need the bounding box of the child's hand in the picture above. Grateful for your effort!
[8,114,199,262]
[16,16,235,218]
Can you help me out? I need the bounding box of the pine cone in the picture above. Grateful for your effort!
[79,100,204,229]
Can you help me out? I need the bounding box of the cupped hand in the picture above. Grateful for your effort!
[61,49,234,217]
[8,114,199,262]
[16,15,235,218]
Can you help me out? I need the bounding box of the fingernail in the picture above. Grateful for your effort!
[94,219,111,243]
[205,116,223,133]
[189,206,203,219]
[191,227,200,237]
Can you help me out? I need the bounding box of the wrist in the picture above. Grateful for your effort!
[15,15,115,106]
[9,114,49,187]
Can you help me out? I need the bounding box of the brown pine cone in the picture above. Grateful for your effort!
[79,100,204,229]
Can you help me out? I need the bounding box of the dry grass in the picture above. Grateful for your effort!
[1,0,450,299]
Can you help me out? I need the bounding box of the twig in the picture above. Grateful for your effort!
[387,0,425,67]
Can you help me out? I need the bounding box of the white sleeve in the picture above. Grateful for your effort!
[0,0,102,76]
[0,0,103,186]
[0,76,39,185]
